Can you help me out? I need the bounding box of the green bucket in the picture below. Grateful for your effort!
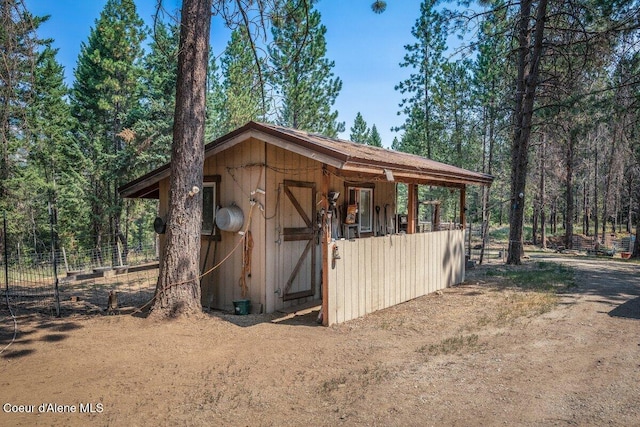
[232,299,251,315]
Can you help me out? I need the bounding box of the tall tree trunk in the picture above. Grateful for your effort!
[507,0,548,265]
[111,181,122,267]
[593,138,599,242]
[611,191,616,233]
[480,107,489,265]
[550,197,556,234]
[453,79,461,166]
[540,133,546,249]
[633,204,640,258]
[627,177,633,233]
[480,92,496,265]
[553,196,558,234]
[616,190,622,233]
[152,0,212,318]
[424,36,432,160]
[93,178,104,265]
[601,125,618,242]
[564,131,576,249]
[583,181,589,236]
[574,185,579,226]
[532,134,542,246]
[532,200,538,245]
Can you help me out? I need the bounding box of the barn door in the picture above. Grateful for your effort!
[281,180,317,301]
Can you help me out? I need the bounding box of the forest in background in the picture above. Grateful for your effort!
[1,0,639,261]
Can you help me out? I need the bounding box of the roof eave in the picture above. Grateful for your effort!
[119,121,494,199]
[340,162,494,187]
[118,164,170,198]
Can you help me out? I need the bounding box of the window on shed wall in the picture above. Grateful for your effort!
[202,175,221,237]
[347,186,374,233]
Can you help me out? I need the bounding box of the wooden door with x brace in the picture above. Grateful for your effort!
[279,180,317,301]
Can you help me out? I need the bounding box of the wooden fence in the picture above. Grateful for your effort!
[326,230,465,325]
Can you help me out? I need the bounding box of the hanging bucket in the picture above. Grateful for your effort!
[216,205,244,232]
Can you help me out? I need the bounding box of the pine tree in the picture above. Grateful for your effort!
[433,60,475,168]
[391,136,400,150]
[152,0,212,317]
[29,45,88,247]
[121,19,179,254]
[349,112,369,143]
[205,54,226,141]
[70,0,146,257]
[394,0,446,159]
[394,104,438,156]
[0,1,49,251]
[153,0,417,318]
[269,0,344,137]
[471,4,511,263]
[500,0,637,263]
[221,26,267,130]
[133,20,179,171]
[0,2,47,200]
[368,124,383,147]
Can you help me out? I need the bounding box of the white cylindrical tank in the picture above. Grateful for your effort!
[216,205,244,232]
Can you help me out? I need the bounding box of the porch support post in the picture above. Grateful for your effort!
[460,186,466,228]
[407,183,417,234]
[321,165,330,326]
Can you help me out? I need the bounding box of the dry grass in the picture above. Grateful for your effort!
[470,261,573,327]
[476,292,558,327]
[483,261,575,291]
[418,334,480,357]
[3,258,638,426]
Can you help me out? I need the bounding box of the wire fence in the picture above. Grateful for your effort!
[6,242,158,271]
[1,240,159,317]
[544,234,636,254]
[464,223,636,263]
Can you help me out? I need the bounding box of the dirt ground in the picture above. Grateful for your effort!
[1,255,639,426]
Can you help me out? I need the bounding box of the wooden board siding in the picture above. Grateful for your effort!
[264,144,325,313]
[199,138,266,312]
[156,137,408,315]
[262,145,399,313]
[139,125,488,318]
[326,230,465,326]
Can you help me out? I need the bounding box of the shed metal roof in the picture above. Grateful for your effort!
[119,121,493,198]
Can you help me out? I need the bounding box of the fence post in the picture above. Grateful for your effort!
[49,202,61,317]
[3,211,9,296]
[117,241,124,267]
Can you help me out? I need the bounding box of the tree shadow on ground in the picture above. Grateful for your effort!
[467,256,640,317]
[1,348,35,359]
[203,308,322,328]
[204,309,275,327]
[608,297,640,320]
[530,255,640,304]
[0,311,83,360]
[273,309,323,327]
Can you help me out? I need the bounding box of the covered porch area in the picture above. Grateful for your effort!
[319,162,488,326]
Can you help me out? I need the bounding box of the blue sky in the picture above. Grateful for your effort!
[29,1,424,147]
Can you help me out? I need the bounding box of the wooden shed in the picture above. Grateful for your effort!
[119,121,493,325]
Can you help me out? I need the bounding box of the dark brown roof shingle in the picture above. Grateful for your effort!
[120,121,493,198]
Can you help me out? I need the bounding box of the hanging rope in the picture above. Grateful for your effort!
[133,201,257,314]
[238,229,253,299]
[136,168,266,314]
